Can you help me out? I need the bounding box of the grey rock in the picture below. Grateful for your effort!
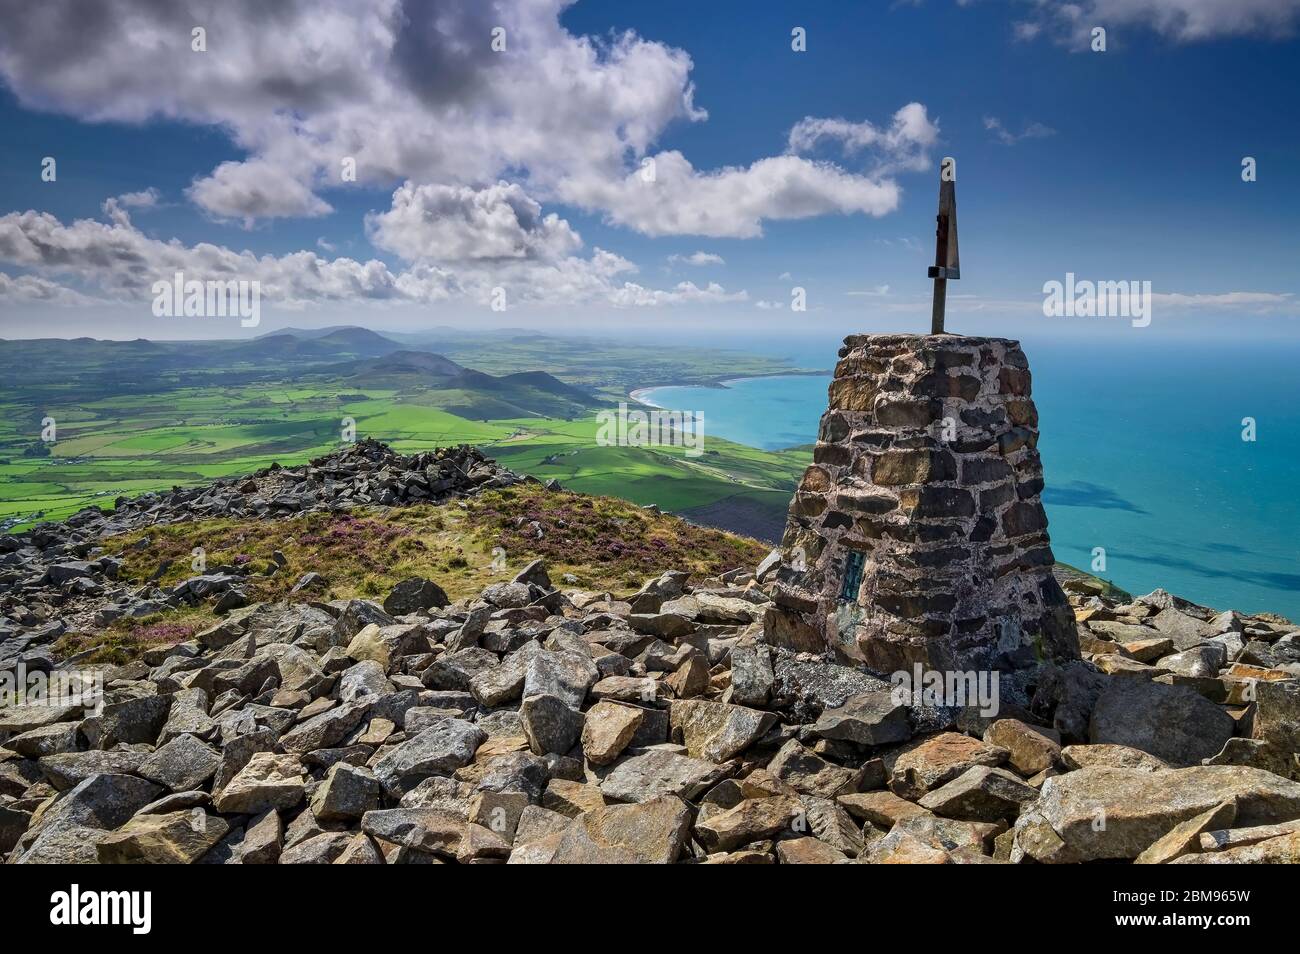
[1089,678,1234,767]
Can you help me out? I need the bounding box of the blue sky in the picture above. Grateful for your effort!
[0,0,1297,342]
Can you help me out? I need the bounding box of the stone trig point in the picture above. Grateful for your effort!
[769,167,1079,679]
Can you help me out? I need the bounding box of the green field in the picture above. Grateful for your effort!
[0,329,812,538]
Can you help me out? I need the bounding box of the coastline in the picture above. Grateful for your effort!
[629,368,829,407]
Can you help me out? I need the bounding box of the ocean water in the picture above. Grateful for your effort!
[640,341,1300,621]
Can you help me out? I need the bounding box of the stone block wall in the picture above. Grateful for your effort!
[772,334,1079,675]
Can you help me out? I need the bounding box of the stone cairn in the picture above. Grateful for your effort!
[771,334,1079,677]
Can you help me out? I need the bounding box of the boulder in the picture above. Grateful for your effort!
[213,753,306,814]
[1012,765,1300,863]
[669,699,776,763]
[1088,678,1234,767]
[1134,800,1237,865]
[549,795,692,864]
[812,690,911,747]
[98,810,230,864]
[373,719,487,794]
[598,750,728,804]
[694,795,803,852]
[918,765,1038,822]
[885,732,1008,799]
[383,578,450,615]
[519,694,584,756]
[580,702,644,766]
[983,719,1061,776]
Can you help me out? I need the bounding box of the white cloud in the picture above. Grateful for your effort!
[983,116,1057,145]
[567,151,903,238]
[610,281,747,307]
[0,0,931,241]
[0,271,98,306]
[112,188,161,210]
[0,190,747,310]
[787,103,939,173]
[366,181,581,262]
[1150,291,1295,308]
[187,160,333,225]
[668,251,725,267]
[1016,0,1300,45]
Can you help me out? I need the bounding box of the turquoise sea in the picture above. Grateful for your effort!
[639,339,1300,622]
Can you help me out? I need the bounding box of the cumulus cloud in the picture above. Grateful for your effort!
[566,151,903,239]
[112,188,161,210]
[0,208,421,307]
[366,181,582,262]
[0,188,747,310]
[787,103,939,173]
[0,0,929,240]
[0,271,98,306]
[668,251,725,266]
[187,160,334,225]
[1014,0,1300,45]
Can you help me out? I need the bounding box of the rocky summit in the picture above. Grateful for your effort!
[1,442,1299,864]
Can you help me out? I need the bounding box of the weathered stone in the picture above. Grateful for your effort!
[238,809,283,864]
[310,763,381,822]
[1088,678,1234,767]
[982,719,1061,776]
[776,837,847,864]
[1151,608,1215,649]
[373,719,487,794]
[694,795,802,852]
[138,734,222,792]
[520,693,583,756]
[885,732,1008,799]
[38,749,149,790]
[869,813,1000,862]
[338,658,392,701]
[541,778,607,817]
[581,701,644,766]
[213,752,305,814]
[1013,765,1300,863]
[468,790,530,842]
[918,765,1038,822]
[1060,743,1170,773]
[812,689,911,746]
[383,577,450,615]
[278,831,355,864]
[279,699,371,753]
[1158,644,1226,678]
[669,699,776,763]
[1134,800,1237,865]
[730,643,774,706]
[1173,830,1300,864]
[98,810,230,864]
[838,790,933,829]
[361,807,463,857]
[549,794,692,864]
[523,651,598,709]
[664,653,710,698]
[598,750,728,803]
[767,739,859,798]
